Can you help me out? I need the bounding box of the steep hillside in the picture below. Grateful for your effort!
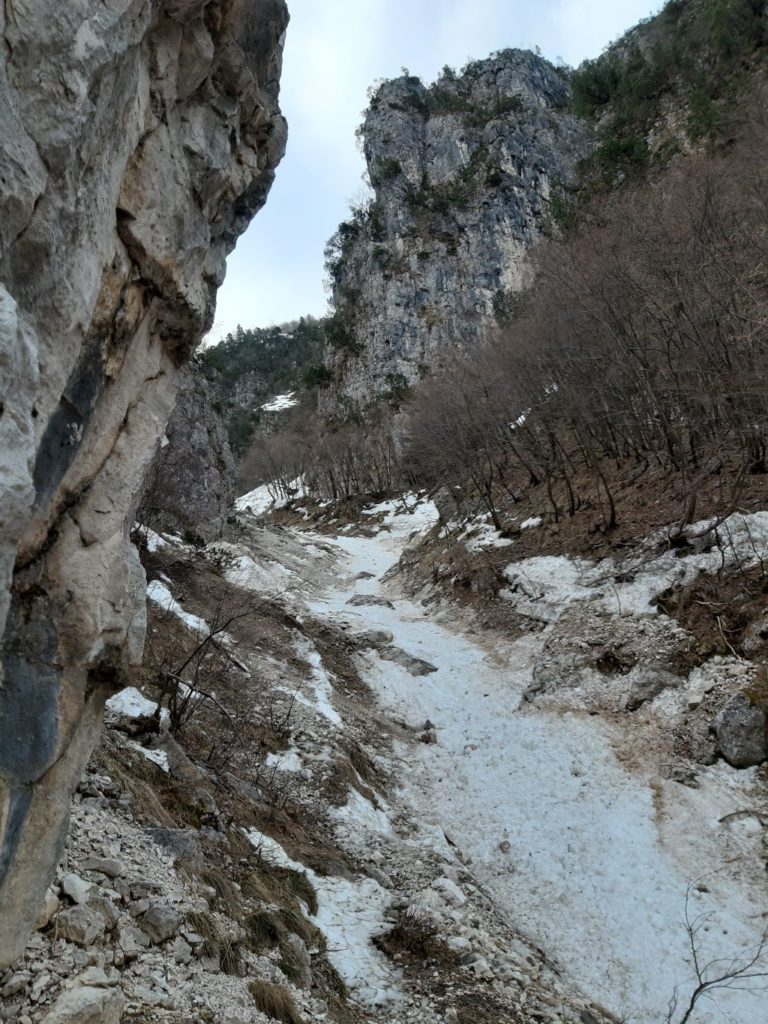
[572,0,767,186]
[320,51,593,416]
[201,317,326,452]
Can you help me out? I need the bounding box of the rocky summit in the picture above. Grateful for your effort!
[322,50,592,414]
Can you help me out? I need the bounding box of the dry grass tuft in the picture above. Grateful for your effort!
[248,980,304,1024]
[374,909,458,966]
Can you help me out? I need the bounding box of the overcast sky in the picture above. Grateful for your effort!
[209,0,661,344]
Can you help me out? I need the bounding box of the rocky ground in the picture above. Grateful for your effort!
[4,493,767,1024]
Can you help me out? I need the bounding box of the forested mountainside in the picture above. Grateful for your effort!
[200,317,326,453]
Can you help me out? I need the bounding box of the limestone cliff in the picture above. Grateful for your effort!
[139,365,237,543]
[0,0,287,966]
[321,50,592,414]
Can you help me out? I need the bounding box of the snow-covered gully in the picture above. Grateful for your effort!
[284,499,768,1024]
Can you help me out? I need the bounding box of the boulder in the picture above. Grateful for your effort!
[140,902,183,944]
[81,858,124,880]
[379,645,438,677]
[714,695,768,768]
[144,828,203,868]
[347,594,395,609]
[56,905,106,947]
[60,874,93,906]
[40,986,124,1024]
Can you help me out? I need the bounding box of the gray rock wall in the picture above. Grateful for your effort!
[140,366,237,543]
[321,50,592,414]
[0,0,287,966]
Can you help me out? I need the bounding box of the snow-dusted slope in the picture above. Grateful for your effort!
[295,499,767,1024]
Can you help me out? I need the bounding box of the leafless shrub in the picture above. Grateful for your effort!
[666,885,768,1024]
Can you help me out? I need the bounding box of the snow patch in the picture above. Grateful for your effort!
[127,742,170,773]
[261,391,298,413]
[146,580,210,635]
[106,687,161,722]
[330,787,393,838]
[245,829,401,1006]
[520,515,542,530]
[292,635,342,727]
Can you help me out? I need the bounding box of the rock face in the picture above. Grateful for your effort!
[0,0,287,967]
[139,366,237,542]
[321,50,592,414]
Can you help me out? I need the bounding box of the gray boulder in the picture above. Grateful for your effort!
[714,695,768,768]
[56,905,106,947]
[40,986,124,1024]
[379,646,438,677]
[140,902,183,944]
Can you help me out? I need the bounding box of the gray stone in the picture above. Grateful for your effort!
[355,630,395,647]
[379,646,438,677]
[34,889,60,930]
[714,695,768,768]
[140,902,183,944]
[144,828,203,867]
[81,858,124,879]
[116,920,150,961]
[347,594,395,609]
[86,895,120,930]
[56,906,106,948]
[40,985,124,1024]
[60,874,93,906]
[624,669,682,712]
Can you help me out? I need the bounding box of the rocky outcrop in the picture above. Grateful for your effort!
[321,50,592,414]
[139,366,237,543]
[0,0,287,967]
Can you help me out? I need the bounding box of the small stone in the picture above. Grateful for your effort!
[139,902,183,944]
[30,971,53,1002]
[86,895,120,930]
[82,858,124,879]
[57,905,106,947]
[60,874,93,905]
[35,889,60,930]
[117,920,150,960]
[39,985,124,1024]
[69,967,114,988]
[1,972,31,997]
[169,936,193,964]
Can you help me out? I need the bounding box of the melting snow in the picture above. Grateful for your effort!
[146,580,210,635]
[235,476,308,515]
[520,515,542,530]
[261,391,299,413]
[292,635,342,727]
[106,687,167,724]
[303,497,766,1024]
[245,829,401,1006]
[127,742,170,773]
[264,747,304,773]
